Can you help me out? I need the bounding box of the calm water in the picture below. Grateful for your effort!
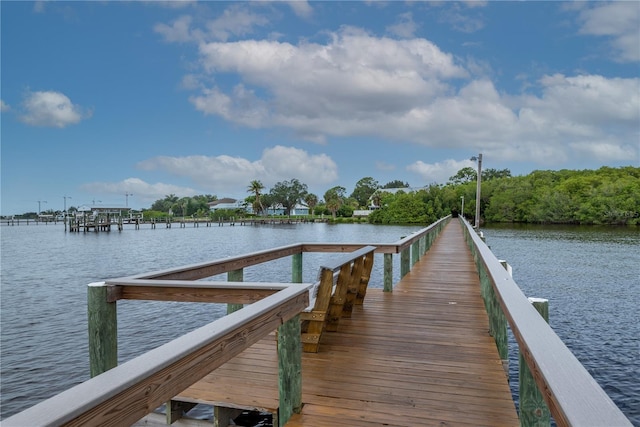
[483,224,639,425]
[0,221,420,420]
[1,222,638,424]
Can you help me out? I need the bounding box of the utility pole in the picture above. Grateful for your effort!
[37,200,47,214]
[470,153,483,228]
[63,196,72,232]
[125,192,133,207]
[63,196,72,215]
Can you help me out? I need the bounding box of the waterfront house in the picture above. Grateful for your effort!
[208,198,252,213]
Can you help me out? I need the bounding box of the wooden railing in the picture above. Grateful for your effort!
[2,283,309,427]
[460,217,632,427]
[2,216,451,426]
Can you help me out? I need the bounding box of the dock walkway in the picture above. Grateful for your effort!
[177,221,519,426]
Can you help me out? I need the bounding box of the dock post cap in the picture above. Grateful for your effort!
[88,281,107,287]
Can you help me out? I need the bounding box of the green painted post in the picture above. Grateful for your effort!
[227,269,244,314]
[480,267,507,361]
[411,241,419,265]
[292,253,303,283]
[278,314,302,426]
[519,298,551,427]
[419,235,426,256]
[87,282,117,377]
[383,253,393,292]
[400,247,410,278]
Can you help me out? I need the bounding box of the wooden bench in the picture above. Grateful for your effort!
[171,247,376,425]
[300,245,376,353]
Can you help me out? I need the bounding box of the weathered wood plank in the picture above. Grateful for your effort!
[3,285,309,427]
[129,244,303,281]
[88,282,117,377]
[178,222,520,426]
[105,280,291,304]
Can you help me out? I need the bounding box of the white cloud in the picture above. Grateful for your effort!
[190,84,268,128]
[136,145,338,196]
[569,140,639,162]
[80,178,198,204]
[33,1,46,13]
[0,100,10,112]
[154,5,269,44]
[387,12,418,38]
[154,15,194,43]
[462,1,488,9]
[20,90,90,128]
[376,161,396,172]
[155,0,197,9]
[438,3,485,33]
[192,28,467,142]
[160,13,638,168]
[205,5,269,42]
[533,74,639,126]
[287,1,313,19]
[577,2,640,62]
[407,159,475,184]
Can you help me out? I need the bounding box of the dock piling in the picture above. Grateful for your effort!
[88,282,117,377]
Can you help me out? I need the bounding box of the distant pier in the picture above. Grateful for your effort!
[4,217,63,226]
[67,216,328,232]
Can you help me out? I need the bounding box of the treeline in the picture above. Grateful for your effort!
[482,166,640,225]
[144,178,410,220]
[140,166,639,226]
[369,166,640,225]
[145,194,217,218]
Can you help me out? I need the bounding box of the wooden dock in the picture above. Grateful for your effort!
[6,216,629,426]
[177,221,519,426]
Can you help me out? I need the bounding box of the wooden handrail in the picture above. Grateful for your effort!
[3,217,452,425]
[2,284,310,427]
[118,215,451,282]
[131,243,303,280]
[393,215,451,251]
[460,218,631,427]
[104,279,292,303]
[317,245,377,272]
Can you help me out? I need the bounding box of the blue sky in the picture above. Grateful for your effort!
[1,1,639,215]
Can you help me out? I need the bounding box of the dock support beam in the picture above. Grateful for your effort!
[480,267,507,360]
[87,282,117,377]
[383,253,393,292]
[278,314,302,427]
[519,298,551,427]
[411,240,419,266]
[292,253,303,283]
[227,269,244,314]
[400,247,410,278]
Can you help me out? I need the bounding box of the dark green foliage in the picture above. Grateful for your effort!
[270,178,308,217]
[480,167,639,225]
[382,180,409,189]
[448,167,477,184]
[118,167,640,226]
[209,208,244,221]
[149,194,217,217]
[337,204,354,218]
[350,177,379,207]
[369,167,639,225]
[369,191,431,224]
[324,186,346,219]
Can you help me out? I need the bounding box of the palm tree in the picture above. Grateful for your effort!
[248,180,265,215]
[305,193,318,218]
